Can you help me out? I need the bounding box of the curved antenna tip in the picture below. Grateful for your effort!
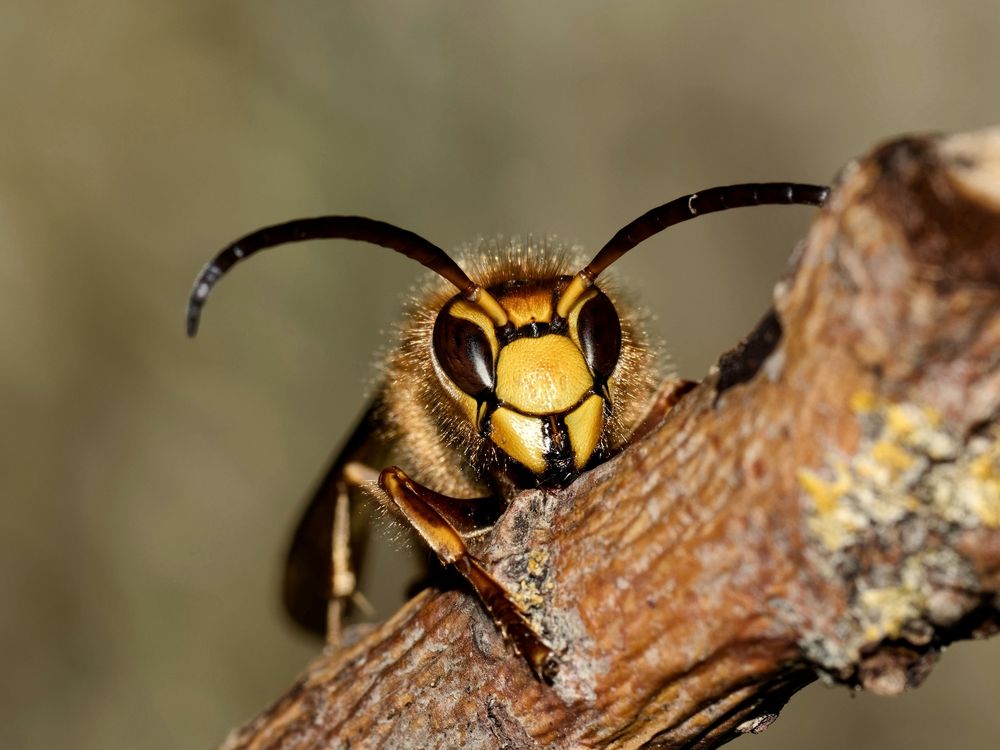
[185,303,201,337]
[186,263,222,338]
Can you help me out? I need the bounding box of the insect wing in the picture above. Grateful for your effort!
[282,401,388,635]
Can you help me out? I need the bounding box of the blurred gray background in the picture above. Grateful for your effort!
[2,2,999,749]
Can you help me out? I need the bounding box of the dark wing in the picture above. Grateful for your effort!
[282,400,390,635]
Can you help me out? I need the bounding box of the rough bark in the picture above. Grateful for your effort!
[220,127,1000,750]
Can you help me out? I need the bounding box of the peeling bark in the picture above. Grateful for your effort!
[220,127,1000,750]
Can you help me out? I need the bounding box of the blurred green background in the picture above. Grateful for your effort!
[2,2,999,748]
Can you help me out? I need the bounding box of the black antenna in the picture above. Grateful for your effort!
[554,182,829,318]
[585,183,829,280]
[186,216,479,336]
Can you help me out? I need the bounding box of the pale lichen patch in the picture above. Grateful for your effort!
[506,548,550,615]
[857,558,928,641]
[859,587,921,641]
[797,393,998,676]
[800,392,967,553]
[929,435,1000,528]
[968,446,1000,527]
[798,465,867,549]
[525,549,549,578]
[514,579,545,610]
[849,389,878,414]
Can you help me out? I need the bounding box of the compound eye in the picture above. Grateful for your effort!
[576,290,622,382]
[432,308,496,398]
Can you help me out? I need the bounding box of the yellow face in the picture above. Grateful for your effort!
[431,279,621,484]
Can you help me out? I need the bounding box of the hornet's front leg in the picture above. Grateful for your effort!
[378,467,558,682]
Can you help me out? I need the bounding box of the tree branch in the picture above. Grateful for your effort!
[219,127,1000,750]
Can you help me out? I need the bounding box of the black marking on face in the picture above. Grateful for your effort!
[477,396,498,438]
[516,321,550,339]
[541,415,575,486]
[496,322,516,346]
